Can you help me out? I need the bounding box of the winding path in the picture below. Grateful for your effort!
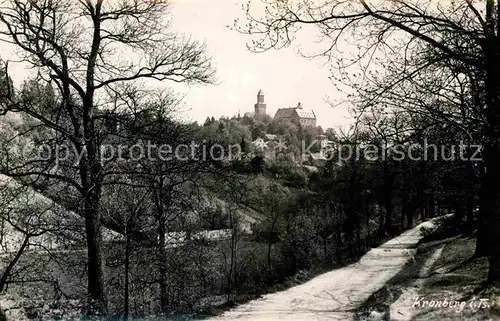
[206,220,438,321]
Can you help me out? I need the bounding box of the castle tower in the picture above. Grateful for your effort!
[254,89,267,116]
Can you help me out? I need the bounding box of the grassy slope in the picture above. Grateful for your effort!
[355,225,500,321]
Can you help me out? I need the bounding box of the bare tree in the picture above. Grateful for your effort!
[0,174,76,319]
[219,203,241,302]
[238,0,500,283]
[0,0,214,314]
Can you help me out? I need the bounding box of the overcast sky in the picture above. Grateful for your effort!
[169,0,352,130]
[3,0,353,131]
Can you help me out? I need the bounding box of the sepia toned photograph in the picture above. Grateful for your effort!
[0,0,497,320]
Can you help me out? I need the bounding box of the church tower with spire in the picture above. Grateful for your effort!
[254,89,267,116]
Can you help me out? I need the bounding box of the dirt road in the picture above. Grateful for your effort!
[206,220,437,321]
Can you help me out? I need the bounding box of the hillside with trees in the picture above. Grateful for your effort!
[0,0,493,320]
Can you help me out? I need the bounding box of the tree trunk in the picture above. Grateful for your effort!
[483,36,500,280]
[156,199,169,312]
[383,183,393,232]
[124,233,131,319]
[465,154,477,229]
[335,231,342,263]
[84,190,107,316]
[0,235,30,293]
[466,194,475,228]
[152,180,173,313]
[267,243,272,272]
[230,220,238,296]
[227,227,237,300]
[80,99,107,316]
[485,143,500,281]
[384,200,393,232]
[429,196,436,218]
[405,205,414,229]
[488,254,500,283]
[158,231,168,312]
[82,155,106,316]
[475,162,490,257]
[323,236,328,261]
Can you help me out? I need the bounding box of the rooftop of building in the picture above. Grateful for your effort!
[275,102,316,120]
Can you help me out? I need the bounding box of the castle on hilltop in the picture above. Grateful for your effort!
[252,90,316,127]
[254,89,267,116]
